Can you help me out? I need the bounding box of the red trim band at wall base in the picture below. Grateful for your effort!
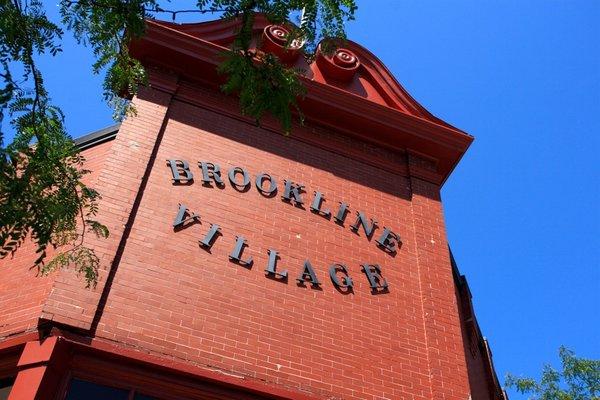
[2,330,323,400]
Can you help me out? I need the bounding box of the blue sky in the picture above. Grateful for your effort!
[5,1,599,397]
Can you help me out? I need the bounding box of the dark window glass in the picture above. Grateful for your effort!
[134,394,160,400]
[0,377,15,400]
[65,378,129,400]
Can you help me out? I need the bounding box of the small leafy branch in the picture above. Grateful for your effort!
[0,0,356,285]
[505,346,600,400]
[1,0,110,286]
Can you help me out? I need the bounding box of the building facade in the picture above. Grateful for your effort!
[0,15,505,400]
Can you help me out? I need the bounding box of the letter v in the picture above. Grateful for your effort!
[173,204,200,230]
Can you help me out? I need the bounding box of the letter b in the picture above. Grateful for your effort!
[167,159,193,183]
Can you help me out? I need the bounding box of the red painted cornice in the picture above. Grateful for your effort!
[129,17,473,185]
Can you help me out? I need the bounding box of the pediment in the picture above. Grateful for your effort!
[130,15,473,186]
[150,15,458,131]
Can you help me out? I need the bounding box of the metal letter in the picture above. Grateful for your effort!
[361,264,389,292]
[333,202,350,225]
[167,159,193,183]
[173,204,200,229]
[265,249,288,279]
[282,180,305,205]
[229,236,253,267]
[329,264,354,289]
[198,162,224,186]
[228,167,250,191]
[255,173,278,196]
[296,260,321,287]
[310,191,331,219]
[350,211,377,238]
[375,227,402,253]
[199,223,221,250]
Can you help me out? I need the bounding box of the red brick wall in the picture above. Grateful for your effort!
[41,86,174,330]
[2,78,476,399]
[0,139,113,338]
[409,173,478,400]
[35,74,468,398]
[95,100,429,399]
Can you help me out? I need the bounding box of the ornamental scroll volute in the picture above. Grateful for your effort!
[315,43,361,82]
[261,24,302,63]
[260,24,360,82]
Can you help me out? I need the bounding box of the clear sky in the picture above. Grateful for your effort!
[6,1,599,398]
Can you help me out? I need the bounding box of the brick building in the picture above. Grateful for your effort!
[0,15,506,400]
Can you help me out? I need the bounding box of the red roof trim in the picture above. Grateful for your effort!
[129,17,474,185]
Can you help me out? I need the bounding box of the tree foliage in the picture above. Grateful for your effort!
[0,0,356,285]
[505,346,600,400]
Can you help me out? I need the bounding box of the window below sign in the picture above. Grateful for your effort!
[0,377,15,400]
[65,378,160,400]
